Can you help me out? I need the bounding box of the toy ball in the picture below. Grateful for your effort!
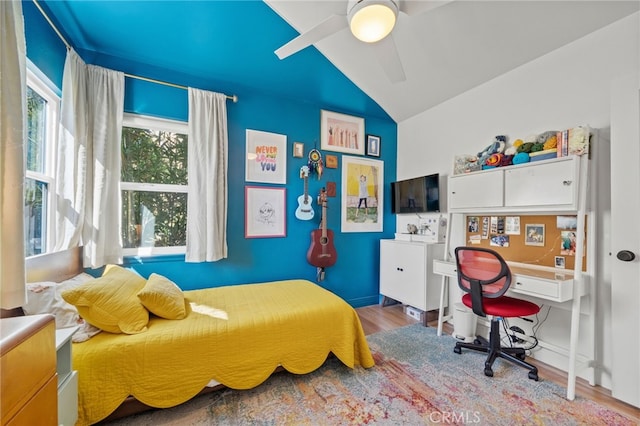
[513,139,523,147]
[512,152,530,164]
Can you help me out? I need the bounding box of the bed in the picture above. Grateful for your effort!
[21,247,375,425]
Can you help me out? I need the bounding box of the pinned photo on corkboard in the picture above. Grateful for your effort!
[525,224,545,246]
[560,230,577,255]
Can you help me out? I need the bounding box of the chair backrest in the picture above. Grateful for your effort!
[454,246,511,316]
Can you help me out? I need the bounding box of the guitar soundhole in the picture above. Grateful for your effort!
[320,237,328,245]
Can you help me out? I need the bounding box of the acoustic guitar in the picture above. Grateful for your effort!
[306,188,337,268]
[295,166,314,221]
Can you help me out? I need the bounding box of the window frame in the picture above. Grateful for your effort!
[121,113,189,257]
[25,68,59,257]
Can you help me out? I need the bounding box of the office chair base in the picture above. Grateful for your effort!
[453,323,539,381]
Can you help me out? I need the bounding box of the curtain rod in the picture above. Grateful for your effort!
[32,0,238,103]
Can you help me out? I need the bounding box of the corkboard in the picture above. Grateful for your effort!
[464,215,587,271]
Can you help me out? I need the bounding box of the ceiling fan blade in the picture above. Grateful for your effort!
[374,34,406,83]
[275,14,347,59]
[399,0,454,16]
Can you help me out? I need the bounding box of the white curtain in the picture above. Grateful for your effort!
[55,50,124,268]
[186,88,228,262]
[0,0,27,308]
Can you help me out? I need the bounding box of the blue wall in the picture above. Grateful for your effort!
[23,2,398,307]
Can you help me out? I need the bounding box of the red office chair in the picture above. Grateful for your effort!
[453,246,540,380]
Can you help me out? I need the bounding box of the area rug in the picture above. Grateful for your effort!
[103,324,634,425]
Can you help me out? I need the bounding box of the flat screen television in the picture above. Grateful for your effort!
[391,173,440,214]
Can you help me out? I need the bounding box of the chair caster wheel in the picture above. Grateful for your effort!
[528,371,539,381]
[484,368,493,377]
[474,339,482,345]
[516,352,527,361]
[454,346,462,354]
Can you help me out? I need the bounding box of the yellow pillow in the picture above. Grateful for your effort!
[61,265,149,334]
[137,273,187,320]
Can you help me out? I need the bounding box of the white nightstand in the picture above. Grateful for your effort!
[56,327,78,426]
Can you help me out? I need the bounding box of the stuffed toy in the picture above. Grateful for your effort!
[484,153,503,169]
[504,138,522,156]
[512,152,530,164]
[530,142,545,152]
[499,154,514,167]
[536,130,558,144]
[517,142,535,153]
[543,135,558,150]
[477,135,507,166]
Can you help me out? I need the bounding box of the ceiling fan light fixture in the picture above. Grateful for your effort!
[348,0,398,43]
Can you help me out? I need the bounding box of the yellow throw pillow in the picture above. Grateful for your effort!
[137,273,187,320]
[61,265,149,334]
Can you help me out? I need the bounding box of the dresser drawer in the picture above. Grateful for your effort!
[1,315,56,423]
[6,371,57,426]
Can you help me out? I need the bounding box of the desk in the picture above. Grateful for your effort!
[433,259,591,400]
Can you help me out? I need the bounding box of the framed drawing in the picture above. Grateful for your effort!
[245,186,286,238]
[320,110,365,155]
[525,224,545,246]
[341,156,383,232]
[366,134,381,157]
[293,142,304,158]
[245,129,287,184]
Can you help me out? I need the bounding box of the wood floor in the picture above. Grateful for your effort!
[356,303,640,423]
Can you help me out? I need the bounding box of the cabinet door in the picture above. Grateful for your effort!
[504,158,578,208]
[380,241,426,310]
[449,171,504,210]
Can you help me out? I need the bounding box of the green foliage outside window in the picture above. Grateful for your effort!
[24,87,47,256]
[121,127,188,248]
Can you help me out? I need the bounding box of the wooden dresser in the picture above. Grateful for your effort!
[1,314,57,426]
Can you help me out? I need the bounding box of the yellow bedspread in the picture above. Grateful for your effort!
[72,279,374,425]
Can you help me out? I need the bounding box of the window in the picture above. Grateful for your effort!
[24,69,59,257]
[121,114,188,256]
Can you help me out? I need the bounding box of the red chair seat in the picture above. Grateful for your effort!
[462,293,540,317]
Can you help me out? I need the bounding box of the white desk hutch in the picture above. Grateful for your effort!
[434,154,595,401]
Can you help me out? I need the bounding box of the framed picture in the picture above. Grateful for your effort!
[293,142,304,158]
[341,156,383,232]
[320,110,365,155]
[366,134,381,157]
[325,154,338,169]
[525,224,545,246]
[245,186,286,238]
[245,129,287,184]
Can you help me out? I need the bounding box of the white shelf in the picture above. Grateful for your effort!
[56,327,78,426]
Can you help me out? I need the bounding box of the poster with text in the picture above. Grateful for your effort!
[245,129,287,184]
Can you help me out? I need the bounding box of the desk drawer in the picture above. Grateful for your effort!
[513,276,558,299]
[433,260,457,277]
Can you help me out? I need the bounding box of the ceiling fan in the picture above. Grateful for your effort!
[274,0,446,83]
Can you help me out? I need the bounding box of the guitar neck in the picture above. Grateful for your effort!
[321,203,327,238]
